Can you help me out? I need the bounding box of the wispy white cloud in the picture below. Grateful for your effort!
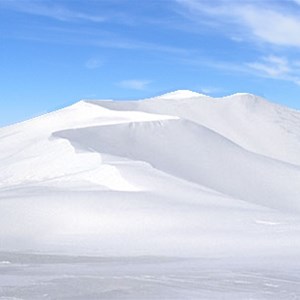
[174,1,300,86]
[0,0,106,22]
[92,39,188,54]
[0,1,192,57]
[181,56,247,74]
[239,8,300,47]
[176,0,300,47]
[3,21,189,56]
[247,55,300,85]
[182,53,300,86]
[118,80,151,90]
[247,56,290,77]
[85,58,103,69]
[199,86,224,95]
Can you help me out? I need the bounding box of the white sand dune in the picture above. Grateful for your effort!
[1,90,300,298]
[89,91,300,166]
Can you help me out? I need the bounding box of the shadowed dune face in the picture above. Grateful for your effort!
[54,118,300,213]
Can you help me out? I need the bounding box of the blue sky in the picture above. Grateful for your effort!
[1,0,300,126]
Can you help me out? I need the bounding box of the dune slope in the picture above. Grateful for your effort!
[0,90,299,258]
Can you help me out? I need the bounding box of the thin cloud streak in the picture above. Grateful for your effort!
[3,25,190,56]
[118,80,152,90]
[0,0,106,22]
[85,58,103,69]
[199,86,224,96]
